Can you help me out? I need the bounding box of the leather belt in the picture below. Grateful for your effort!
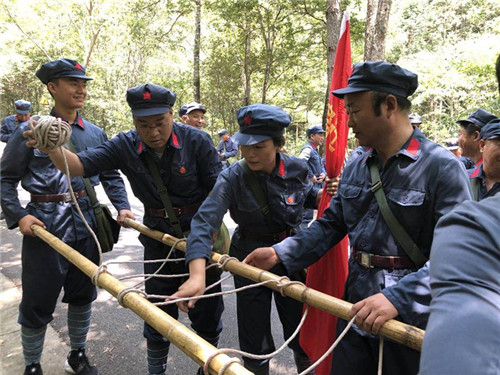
[144,202,202,218]
[352,249,415,269]
[240,228,294,243]
[30,190,88,203]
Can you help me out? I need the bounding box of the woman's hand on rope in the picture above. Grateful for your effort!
[19,214,46,236]
[169,275,206,313]
[117,209,136,227]
[169,258,207,313]
[349,293,398,334]
[243,247,281,270]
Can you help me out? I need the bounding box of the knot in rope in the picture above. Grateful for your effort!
[275,275,304,297]
[217,254,237,270]
[116,287,148,308]
[28,115,72,150]
[91,264,108,286]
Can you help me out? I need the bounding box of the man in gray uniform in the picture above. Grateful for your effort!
[244,61,472,375]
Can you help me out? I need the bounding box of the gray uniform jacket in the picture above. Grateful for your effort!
[420,193,500,374]
[273,127,472,329]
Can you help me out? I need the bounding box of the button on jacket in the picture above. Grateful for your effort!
[186,153,317,263]
[0,110,130,242]
[274,127,472,328]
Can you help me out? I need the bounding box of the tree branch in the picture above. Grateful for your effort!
[3,4,51,59]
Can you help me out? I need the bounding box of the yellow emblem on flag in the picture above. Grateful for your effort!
[326,103,338,152]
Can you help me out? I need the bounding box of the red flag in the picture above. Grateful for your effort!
[299,11,352,375]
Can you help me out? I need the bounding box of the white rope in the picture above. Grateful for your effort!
[203,305,310,375]
[297,316,357,375]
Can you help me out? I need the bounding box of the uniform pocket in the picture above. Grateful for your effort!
[387,188,425,207]
[338,182,362,199]
[281,191,304,207]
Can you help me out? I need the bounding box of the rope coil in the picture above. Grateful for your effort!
[28,115,71,149]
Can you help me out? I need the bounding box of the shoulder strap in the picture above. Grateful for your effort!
[66,140,99,206]
[470,178,480,201]
[144,152,184,238]
[368,158,427,268]
[238,159,280,232]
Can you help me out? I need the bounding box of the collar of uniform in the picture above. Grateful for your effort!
[475,156,483,168]
[168,123,181,149]
[49,108,85,129]
[397,127,423,160]
[470,164,484,179]
[271,153,287,179]
[363,128,423,165]
[307,140,317,149]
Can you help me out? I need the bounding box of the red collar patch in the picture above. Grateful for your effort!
[278,159,285,177]
[470,166,481,178]
[172,132,179,147]
[143,91,151,100]
[77,116,85,129]
[137,139,144,153]
[406,137,420,156]
[475,157,483,167]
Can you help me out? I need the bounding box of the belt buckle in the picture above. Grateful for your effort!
[63,192,72,203]
[360,252,373,268]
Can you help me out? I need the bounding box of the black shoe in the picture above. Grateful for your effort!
[64,348,98,375]
[24,363,43,375]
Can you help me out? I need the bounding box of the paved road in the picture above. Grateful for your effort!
[0,143,297,375]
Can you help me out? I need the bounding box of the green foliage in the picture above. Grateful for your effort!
[0,0,499,153]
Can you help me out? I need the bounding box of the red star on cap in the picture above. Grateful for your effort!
[74,63,83,70]
[143,91,151,100]
[243,114,252,126]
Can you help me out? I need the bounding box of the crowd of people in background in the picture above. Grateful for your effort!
[1,54,499,375]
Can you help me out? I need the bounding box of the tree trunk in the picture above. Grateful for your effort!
[193,0,201,102]
[242,15,252,106]
[364,0,392,61]
[322,0,342,128]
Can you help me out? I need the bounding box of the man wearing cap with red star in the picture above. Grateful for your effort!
[26,83,224,375]
[1,58,132,375]
[1,100,31,143]
[244,61,472,375]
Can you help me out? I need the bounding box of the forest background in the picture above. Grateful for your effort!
[1,0,500,154]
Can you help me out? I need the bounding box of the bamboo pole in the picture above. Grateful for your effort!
[124,218,425,351]
[31,224,252,375]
